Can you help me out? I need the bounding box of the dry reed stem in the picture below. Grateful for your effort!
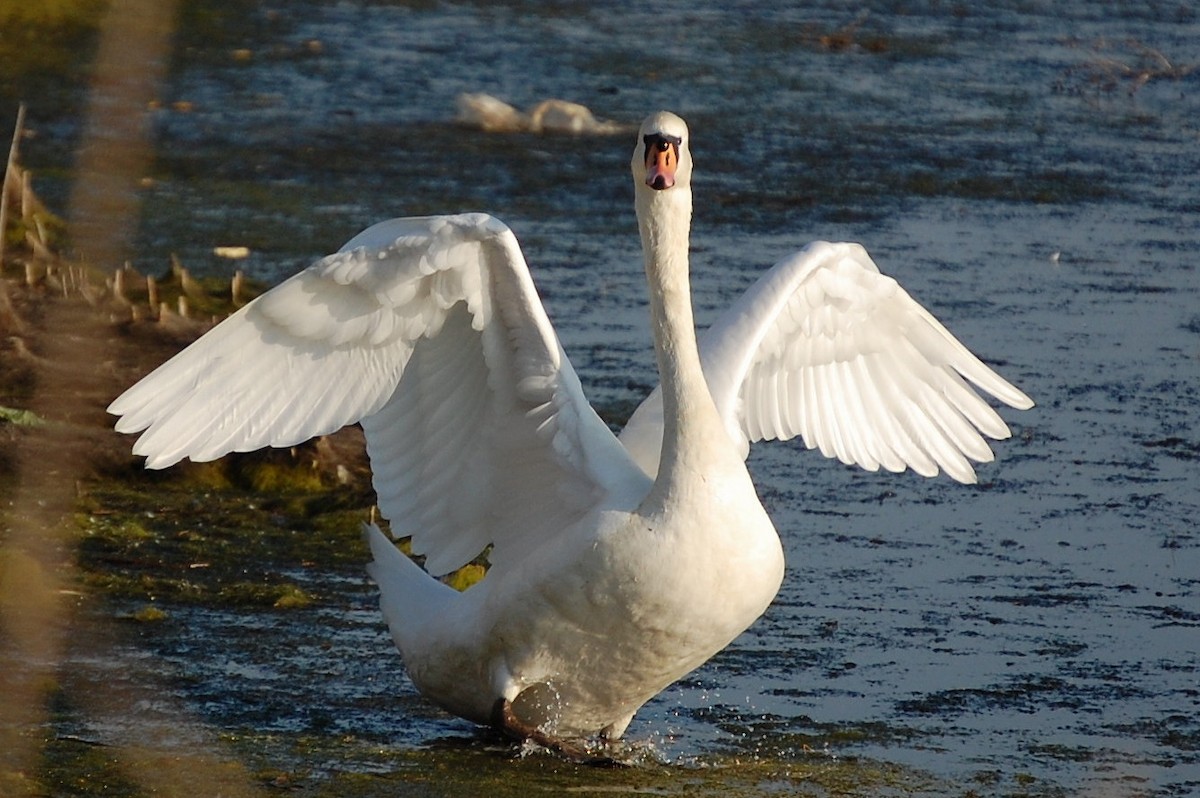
[0,104,27,333]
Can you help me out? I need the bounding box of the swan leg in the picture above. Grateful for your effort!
[490,698,625,767]
[600,713,634,741]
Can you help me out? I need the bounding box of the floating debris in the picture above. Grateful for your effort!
[213,245,250,260]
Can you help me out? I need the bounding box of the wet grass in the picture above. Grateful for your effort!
[74,452,375,610]
[73,440,494,612]
[28,729,951,798]
[219,729,949,798]
[31,739,142,798]
[23,688,262,798]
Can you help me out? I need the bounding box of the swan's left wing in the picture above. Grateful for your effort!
[621,241,1033,484]
[110,214,644,576]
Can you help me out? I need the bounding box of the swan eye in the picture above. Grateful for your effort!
[642,132,682,157]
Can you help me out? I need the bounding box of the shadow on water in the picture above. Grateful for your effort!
[3,1,1200,796]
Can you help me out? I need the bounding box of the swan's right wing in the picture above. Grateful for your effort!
[110,214,646,576]
[621,241,1032,484]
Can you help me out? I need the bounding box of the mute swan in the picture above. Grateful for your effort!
[455,93,626,135]
[108,111,1032,754]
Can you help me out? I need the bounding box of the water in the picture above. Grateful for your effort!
[18,1,1200,795]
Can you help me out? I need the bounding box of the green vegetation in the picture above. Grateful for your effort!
[0,406,44,426]
[74,455,373,609]
[74,443,489,610]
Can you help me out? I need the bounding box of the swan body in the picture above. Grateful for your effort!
[456,92,626,135]
[108,112,1032,743]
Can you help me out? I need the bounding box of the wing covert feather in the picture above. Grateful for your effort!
[109,213,645,575]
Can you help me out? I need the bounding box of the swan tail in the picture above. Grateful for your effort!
[364,523,458,645]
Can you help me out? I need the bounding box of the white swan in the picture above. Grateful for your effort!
[455,93,627,135]
[108,112,1032,752]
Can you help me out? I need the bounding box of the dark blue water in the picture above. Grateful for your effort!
[58,1,1200,795]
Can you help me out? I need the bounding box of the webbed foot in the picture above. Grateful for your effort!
[490,697,626,767]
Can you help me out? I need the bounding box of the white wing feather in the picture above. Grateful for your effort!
[109,213,645,575]
[620,241,1033,484]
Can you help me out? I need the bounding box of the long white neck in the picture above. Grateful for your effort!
[635,186,727,511]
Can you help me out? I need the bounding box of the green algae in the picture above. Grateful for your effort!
[31,738,143,798]
[74,453,370,609]
[11,688,139,798]
[271,584,316,609]
[129,604,169,622]
[0,406,45,427]
[74,442,494,609]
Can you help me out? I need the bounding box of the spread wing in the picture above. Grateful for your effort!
[109,213,646,575]
[620,241,1033,484]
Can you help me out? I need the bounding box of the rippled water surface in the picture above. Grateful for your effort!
[18,1,1200,795]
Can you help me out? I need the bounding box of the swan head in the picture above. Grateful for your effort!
[632,111,692,193]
